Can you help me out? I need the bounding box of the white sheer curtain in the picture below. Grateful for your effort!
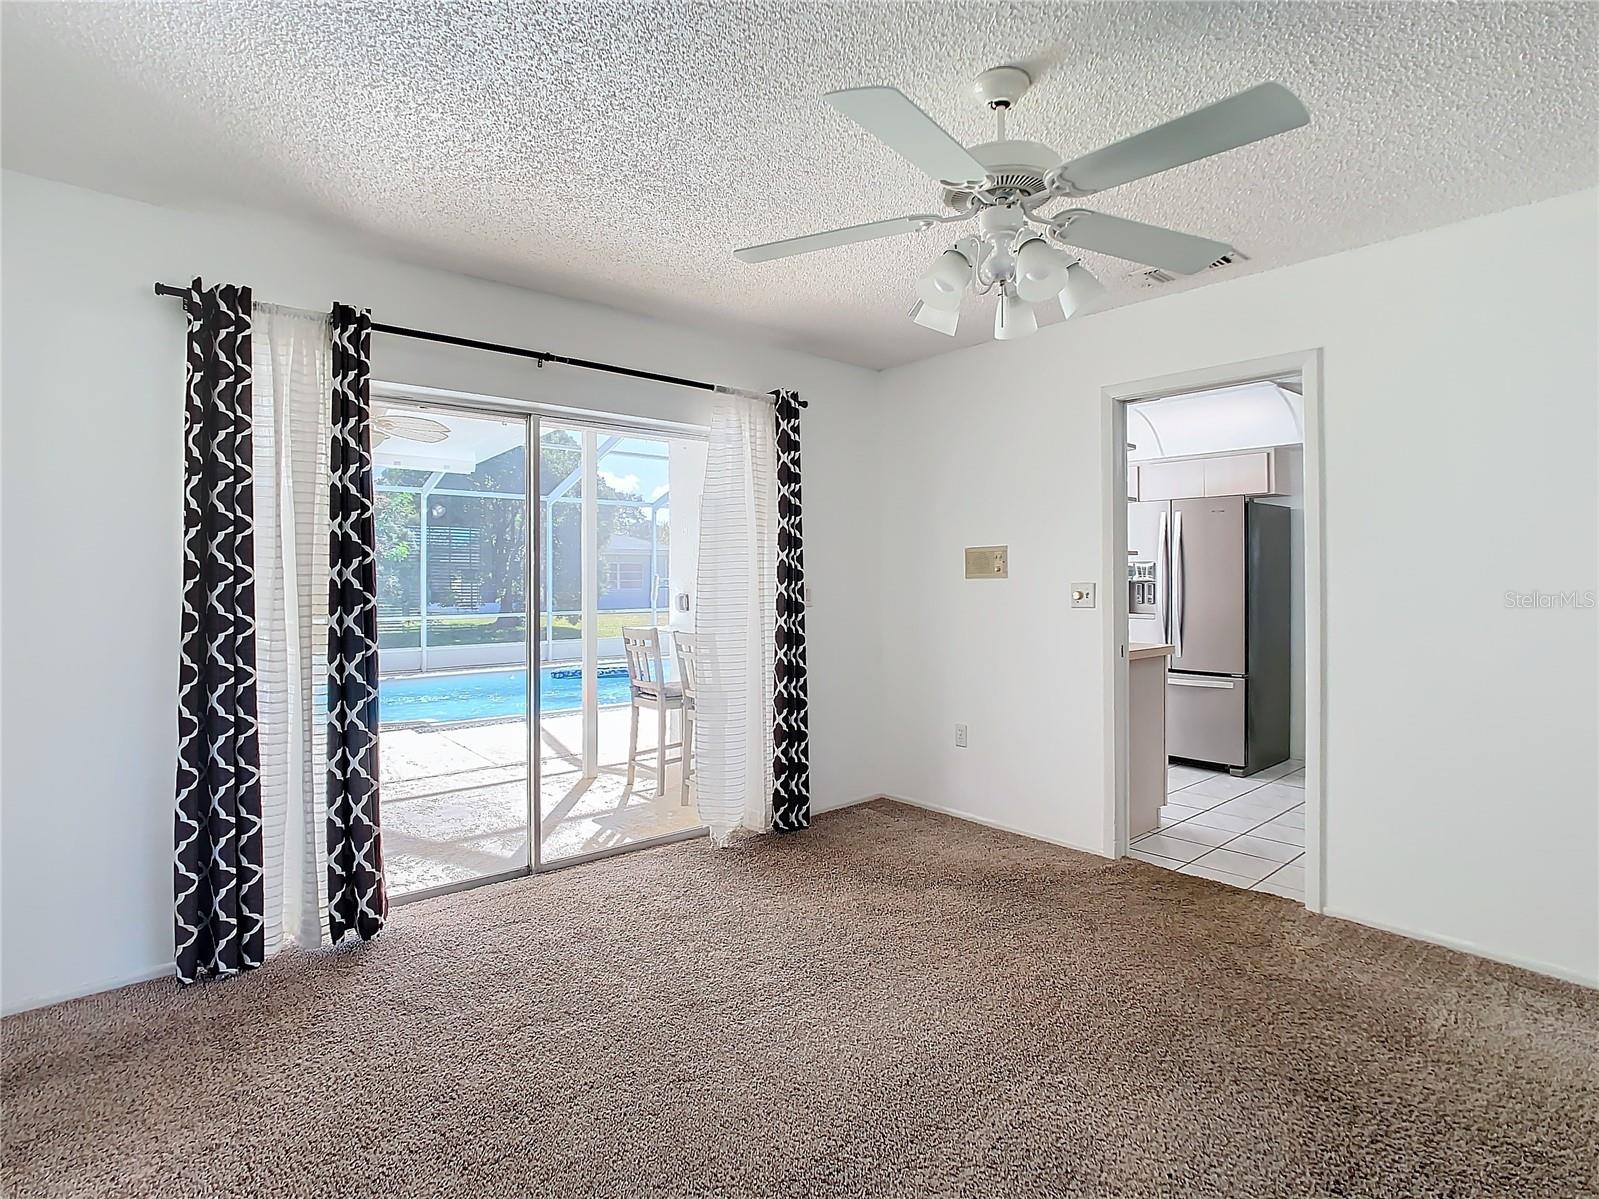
[251,305,333,952]
[694,395,777,844]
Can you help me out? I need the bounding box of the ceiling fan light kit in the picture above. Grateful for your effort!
[734,67,1309,344]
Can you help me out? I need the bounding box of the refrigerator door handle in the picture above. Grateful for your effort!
[1168,675,1236,688]
[1156,509,1170,643]
[1172,510,1185,657]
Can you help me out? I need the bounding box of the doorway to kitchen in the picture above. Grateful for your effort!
[371,394,707,902]
[1105,352,1324,907]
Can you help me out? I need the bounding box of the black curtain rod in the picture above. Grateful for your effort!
[152,283,802,407]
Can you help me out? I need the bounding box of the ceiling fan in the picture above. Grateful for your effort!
[371,411,449,450]
[733,69,1309,341]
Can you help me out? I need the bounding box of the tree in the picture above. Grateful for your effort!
[430,446,528,627]
[375,490,420,615]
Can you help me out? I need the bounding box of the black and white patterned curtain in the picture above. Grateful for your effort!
[326,304,387,942]
[174,279,264,984]
[772,390,810,831]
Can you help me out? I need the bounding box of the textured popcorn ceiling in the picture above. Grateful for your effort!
[3,2,1596,369]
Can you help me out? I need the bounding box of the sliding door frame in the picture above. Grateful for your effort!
[372,381,709,893]
[379,394,538,907]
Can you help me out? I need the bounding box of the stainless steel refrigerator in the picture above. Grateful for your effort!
[1128,495,1291,775]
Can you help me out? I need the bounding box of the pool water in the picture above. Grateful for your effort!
[379,666,637,725]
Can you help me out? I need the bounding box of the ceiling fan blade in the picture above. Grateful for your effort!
[734,215,935,264]
[1056,82,1309,196]
[1055,212,1232,275]
[824,86,988,185]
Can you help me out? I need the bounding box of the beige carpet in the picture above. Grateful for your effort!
[4,800,1596,1198]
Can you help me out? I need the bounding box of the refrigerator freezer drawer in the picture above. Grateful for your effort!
[1167,673,1246,768]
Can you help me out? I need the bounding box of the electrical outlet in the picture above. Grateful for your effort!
[954,723,968,748]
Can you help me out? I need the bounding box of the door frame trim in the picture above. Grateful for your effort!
[1103,349,1327,912]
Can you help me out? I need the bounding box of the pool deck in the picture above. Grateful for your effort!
[381,705,700,896]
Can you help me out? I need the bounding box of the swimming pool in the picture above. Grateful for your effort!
[379,666,637,725]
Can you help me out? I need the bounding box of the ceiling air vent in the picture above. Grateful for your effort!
[1135,250,1249,286]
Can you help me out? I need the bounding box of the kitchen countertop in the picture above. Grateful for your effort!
[1128,642,1175,661]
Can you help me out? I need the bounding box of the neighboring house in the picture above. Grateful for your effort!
[599,533,667,611]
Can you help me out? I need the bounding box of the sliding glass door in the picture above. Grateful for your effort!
[373,396,706,897]
[373,401,533,899]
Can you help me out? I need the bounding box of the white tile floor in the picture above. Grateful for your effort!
[1128,758,1307,901]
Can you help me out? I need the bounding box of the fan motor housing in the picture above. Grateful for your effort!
[942,139,1063,209]
[973,66,1033,109]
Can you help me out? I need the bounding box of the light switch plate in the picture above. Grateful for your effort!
[1071,582,1097,608]
[964,545,1008,579]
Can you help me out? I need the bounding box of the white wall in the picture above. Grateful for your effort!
[5,170,1595,1009]
[0,170,881,1013]
[874,190,1599,986]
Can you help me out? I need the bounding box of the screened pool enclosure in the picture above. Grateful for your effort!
[376,426,677,674]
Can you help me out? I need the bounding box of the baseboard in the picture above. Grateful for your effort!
[6,800,868,1015]
[1321,907,1598,990]
[868,798,1595,990]
[877,792,1107,858]
[3,960,176,1017]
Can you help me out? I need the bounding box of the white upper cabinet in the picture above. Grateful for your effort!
[1203,450,1275,497]
[1137,458,1208,500]
[1129,448,1285,500]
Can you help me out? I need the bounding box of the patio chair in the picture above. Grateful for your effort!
[621,626,685,799]
[671,631,700,807]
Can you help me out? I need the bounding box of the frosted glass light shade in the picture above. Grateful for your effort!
[994,290,1038,340]
[1058,263,1107,319]
[915,250,971,311]
[1014,238,1072,303]
[909,299,959,336]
